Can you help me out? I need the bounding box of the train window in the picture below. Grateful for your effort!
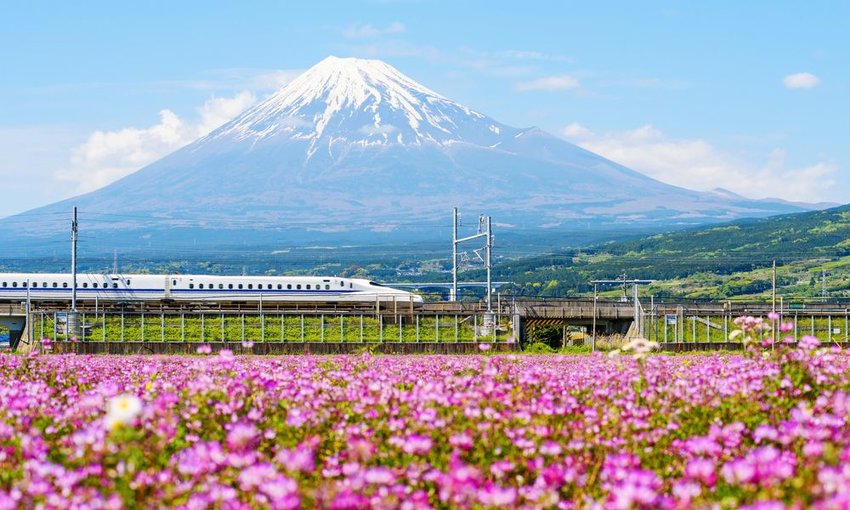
[277,284,282,290]
[287,284,292,289]
[350,283,353,288]
[113,283,118,289]
[83,283,87,288]
[306,284,311,290]
[126,280,130,286]
[42,282,46,288]
[93,283,99,288]
[296,284,301,290]
[63,283,68,288]
[219,284,224,289]
[248,284,253,289]
[325,284,330,290]
[189,284,194,289]
[53,283,57,288]
[228,284,233,289]
[12,282,17,288]
[199,284,204,289]
[340,281,344,287]
[238,284,243,289]
[173,280,177,286]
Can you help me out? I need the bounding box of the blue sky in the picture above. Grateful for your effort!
[1,0,847,217]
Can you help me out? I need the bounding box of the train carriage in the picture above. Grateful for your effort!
[0,273,422,305]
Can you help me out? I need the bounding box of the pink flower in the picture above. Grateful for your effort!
[226,422,258,451]
[364,467,395,485]
[478,343,492,351]
[450,433,473,450]
[540,441,562,456]
[330,490,369,510]
[401,434,433,455]
[685,458,716,486]
[477,484,517,506]
[196,344,212,354]
[798,335,820,350]
[276,443,315,473]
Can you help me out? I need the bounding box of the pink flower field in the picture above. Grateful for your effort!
[1,337,849,508]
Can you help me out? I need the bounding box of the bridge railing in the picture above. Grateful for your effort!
[33,309,519,345]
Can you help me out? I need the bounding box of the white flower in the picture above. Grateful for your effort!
[620,338,659,360]
[105,394,142,431]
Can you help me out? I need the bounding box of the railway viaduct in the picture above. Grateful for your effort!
[3,298,849,353]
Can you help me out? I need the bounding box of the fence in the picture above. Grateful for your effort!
[642,308,850,345]
[36,310,513,344]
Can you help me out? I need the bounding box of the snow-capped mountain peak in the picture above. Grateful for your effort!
[208,56,510,154]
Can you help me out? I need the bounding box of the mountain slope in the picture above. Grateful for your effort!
[0,56,815,254]
[494,203,850,298]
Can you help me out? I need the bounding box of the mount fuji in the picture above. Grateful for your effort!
[2,56,812,256]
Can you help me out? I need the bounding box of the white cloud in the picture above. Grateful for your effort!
[497,49,573,63]
[561,123,838,203]
[56,91,257,193]
[561,122,594,139]
[783,72,820,89]
[196,91,256,135]
[342,21,405,39]
[515,75,580,92]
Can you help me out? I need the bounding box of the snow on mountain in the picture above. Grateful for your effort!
[206,56,510,156]
[0,56,817,251]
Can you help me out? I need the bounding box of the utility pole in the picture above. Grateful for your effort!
[113,249,118,274]
[69,207,80,336]
[633,281,640,337]
[772,260,777,350]
[452,209,493,311]
[485,215,492,313]
[25,278,31,346]
[451,209,494,332]
[451,207,458,302]
[771,260,776,313]
[592,283,598,352]
[71,207,78,311]
[822,269,827,303]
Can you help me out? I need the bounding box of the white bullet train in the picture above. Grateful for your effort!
[0,273,423,304]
